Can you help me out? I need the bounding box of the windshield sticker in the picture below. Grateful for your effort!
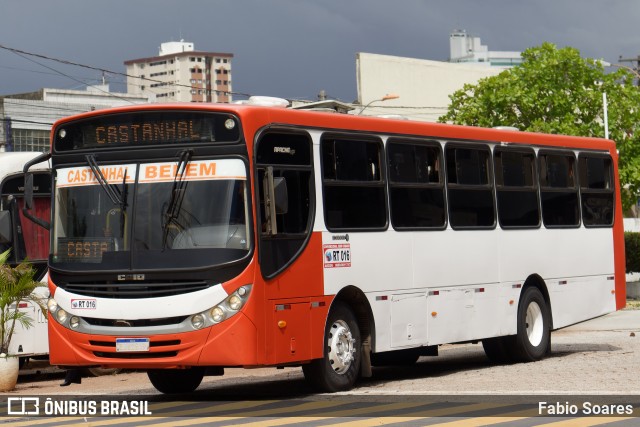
[323,244,351,268]
[138,159,246,183]
[57,164,136,188]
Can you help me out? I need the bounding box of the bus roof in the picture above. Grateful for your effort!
[50,103,616,153]
[0,152,50,180]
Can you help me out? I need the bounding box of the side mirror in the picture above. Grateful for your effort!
[24,173,34,210]
[0,211,12,244]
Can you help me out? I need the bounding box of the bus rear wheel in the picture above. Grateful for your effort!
[510,287,550,362]
[302,301,361,392]
[147,367,205,394]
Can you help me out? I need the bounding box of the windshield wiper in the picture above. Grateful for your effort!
[85,154,124,206]
[162,149,193,249]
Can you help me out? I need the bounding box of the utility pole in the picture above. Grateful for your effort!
[618,55,640,85]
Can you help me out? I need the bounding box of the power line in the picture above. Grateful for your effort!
[8,49,138,105]
[0,43,251,98]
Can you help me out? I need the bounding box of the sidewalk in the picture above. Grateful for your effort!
[561,306,640,332]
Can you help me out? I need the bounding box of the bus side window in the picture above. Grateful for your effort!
[539,151,580,228]
[387,140,445,229]
[321,136,387,231]
[494,148,540,228]
[579,154,614,227]
[255,131,314,278]
[445,144,495,229]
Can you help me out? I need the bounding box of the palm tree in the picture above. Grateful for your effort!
[0,249,46,355]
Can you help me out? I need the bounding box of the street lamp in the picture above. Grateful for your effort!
[358,93,399,115]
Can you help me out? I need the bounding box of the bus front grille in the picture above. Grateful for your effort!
[84,317,188,327]
[61,281,210,299]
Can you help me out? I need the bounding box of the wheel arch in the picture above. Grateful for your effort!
[522,274,553,329]
[333,285,375,377]
[333,285,375,345]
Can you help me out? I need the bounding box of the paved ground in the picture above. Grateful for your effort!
[6,303,639,398]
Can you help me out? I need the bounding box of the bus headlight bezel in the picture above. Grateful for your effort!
[205,285,252,325]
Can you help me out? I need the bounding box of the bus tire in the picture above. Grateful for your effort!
[511,287,551,362]
[481,337,513,364]
[302,301,361,392]
[147,367,205,394]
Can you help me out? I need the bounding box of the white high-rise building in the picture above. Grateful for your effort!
[125,41,233,103]
[449,30,522,68]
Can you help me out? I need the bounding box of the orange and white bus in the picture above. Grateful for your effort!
[24,101,625,393]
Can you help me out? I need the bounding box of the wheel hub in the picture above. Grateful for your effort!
[327,319,356,374]
[525,301,544,346]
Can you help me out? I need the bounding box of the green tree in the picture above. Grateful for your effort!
[439,42,640,212]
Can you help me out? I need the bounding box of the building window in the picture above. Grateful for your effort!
[11,129,50,152]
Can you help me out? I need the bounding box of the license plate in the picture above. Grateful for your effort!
[115,337,150,352]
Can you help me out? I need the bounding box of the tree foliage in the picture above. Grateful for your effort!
[0,249,45,355]
[439,42,640,211]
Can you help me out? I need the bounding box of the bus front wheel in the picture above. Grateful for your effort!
[510,287,551,362]
[302,301,361,392]
[147,367,205,394]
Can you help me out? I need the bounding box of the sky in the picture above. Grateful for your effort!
[1,0,640,103]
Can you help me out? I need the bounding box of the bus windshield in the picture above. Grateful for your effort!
[52,158,250,271]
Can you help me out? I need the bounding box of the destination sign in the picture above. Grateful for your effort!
[58,238,113,262]
[54,111,240,152]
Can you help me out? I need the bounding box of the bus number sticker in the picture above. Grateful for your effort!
[323,244,351,268]
[71,299,97,309]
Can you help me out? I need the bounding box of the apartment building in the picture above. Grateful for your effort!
[124,41,233,103]
[449,29,522,67]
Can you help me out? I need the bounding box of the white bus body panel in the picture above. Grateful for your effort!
[2,152,51,359]
[312,132,617,354]
[53,282,229,320]
[7,275,49,358]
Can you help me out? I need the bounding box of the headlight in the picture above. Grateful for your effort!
[56,309,68,323]
[210,307,225,323]
[69,316,80,328]
[47,298,58,312]
[228,295,242,311]
[191,314,205,329]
